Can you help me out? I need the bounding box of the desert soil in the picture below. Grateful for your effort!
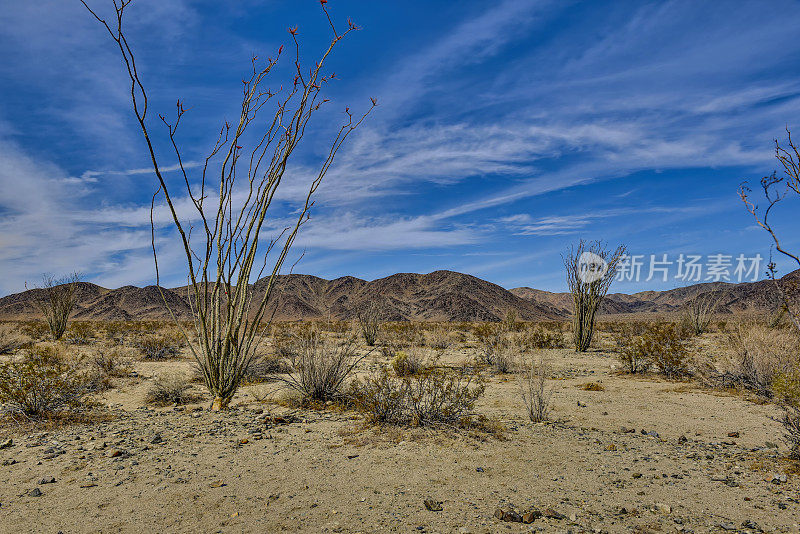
[0,347,797,533]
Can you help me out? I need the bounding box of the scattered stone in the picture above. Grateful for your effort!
[710,474,728,482]
[741,519,762,531]
[678,435,688,444]
[652,503,671,514]
[770,473,788,484]
[620,427,635,433]
[715,522,737,531]
[2,459,16,466]
[209,480,226,488]
[423,499,442,512]
[150,433,163,444]
[522,509,542,523]
[29,488,42,497]
[632,473,642,479]
[544,508,566,520]
[494,508,522,522]
[38,476,56,485]
[107,449,123,458]
[0,438,13,449]
[727,431,740,438]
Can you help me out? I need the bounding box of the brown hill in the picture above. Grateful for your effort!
[1,269,794,323]
[510,271,798,318]
[0,271,561,323]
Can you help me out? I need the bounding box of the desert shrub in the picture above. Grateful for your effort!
[615,323,691,377]
[681,292,722,335]
[473,323,504,365]
[614,322,651,373]
[490,346,516,374]
[134,331,184,360]
[425,327,453,351]
[352,361,485,427]
[516,327,566,351]
[357,302,380,346]
[580,382,605,391]
[503,310,521,332]
[276,332,367,402]
[518,357,552,422]
[719,323,799,396]
[773,370,800,458]
[66,321,97,344]
[19,321,49,341]
[0,346,87,416]
[92,348,131,378]
[0,324,32,354]
[391,348,426,377]
[145,373,193,406]
[242,351,291,383]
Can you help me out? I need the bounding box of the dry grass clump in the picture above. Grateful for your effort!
[351,360,485,427]
[391,348,427,377]
[773,370,800,459]
[19,321,50,341]
[518,356,552,422]
[489,346,516,374]
[716,323,800,396]
[425,326,454,351]
[145,373,195,406]
[357,302,381,346]
[0,324,32,354]
[65,321,98,345]
[0,346,88,417]
[242,350,291,383]
[91,348,132,378]
[134,331,185,360]
[615,322,692,377]
[515,326,566,350]
[275,332,367,402]
[580,382,605,391]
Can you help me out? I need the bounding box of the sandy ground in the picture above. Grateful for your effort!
[0,342,798,533]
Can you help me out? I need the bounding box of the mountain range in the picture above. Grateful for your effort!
[0,269,792,323]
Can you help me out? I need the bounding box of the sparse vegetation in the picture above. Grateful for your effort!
[682,292,723,335]
[275,332,367,402]
[391,348,426,377]
[518,356,552,422]
[0,346,87,417]
[31,272,81,341]
[134,331,184,360]
[146,373,194,406]
[563,240,626,352]
[716,323,800,396]
[615,322,692,378]
[0,324,32,354]
[357,302,381,346]
[352,360,485,427]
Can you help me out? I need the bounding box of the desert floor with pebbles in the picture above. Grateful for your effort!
[1,346,798,533]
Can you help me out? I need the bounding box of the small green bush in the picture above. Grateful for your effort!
[0,346,87,416]
[615,323,691,378]
[391,349,426,377]
[351,361,485,427]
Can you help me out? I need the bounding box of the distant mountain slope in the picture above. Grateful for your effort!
[0,271,561,322]
[1,269,793,322]
[510,271,797,317]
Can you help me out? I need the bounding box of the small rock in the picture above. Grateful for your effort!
[106,449,123,458]
[29,488,42,497]
[678,435,688,444]
[38,476,56,485]
[632,472,642,479]
[150,433,163,444]
[741,519,762,531]
[209,480,226,488]
[727,431,740,438]
[544,508,565,520]
[0,438,13,449]
[770,473,788,484]
[423,499,442,512]
[653,503,671,514]
[522,509,542,523]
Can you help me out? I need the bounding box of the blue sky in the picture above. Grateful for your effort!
[1,0,800,296]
